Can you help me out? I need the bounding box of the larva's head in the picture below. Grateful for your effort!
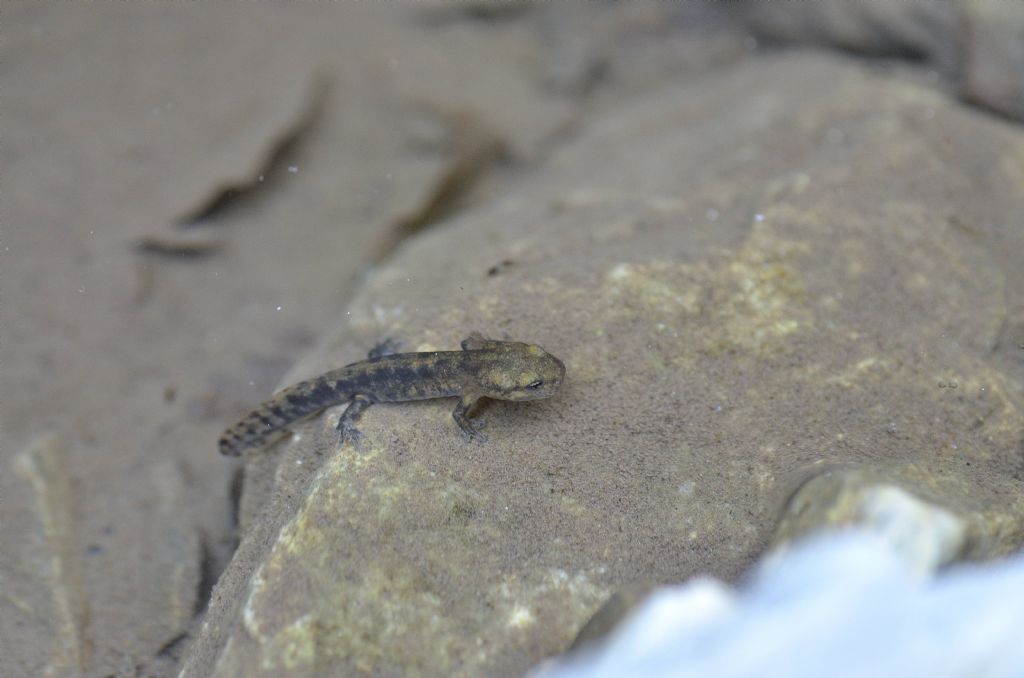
[471,341,565,402]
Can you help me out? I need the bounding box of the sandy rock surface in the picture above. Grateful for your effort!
[190,54,1024,676]
[2,3,1022,677]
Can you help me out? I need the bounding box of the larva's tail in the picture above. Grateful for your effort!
[218,407,285,457]
[217,376,347,456]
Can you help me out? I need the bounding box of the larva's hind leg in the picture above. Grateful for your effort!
[336,394,374,447]
[367,338,401,360]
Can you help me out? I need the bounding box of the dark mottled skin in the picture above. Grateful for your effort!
[218,333,565,456]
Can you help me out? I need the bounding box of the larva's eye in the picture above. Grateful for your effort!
[526,379,544,390]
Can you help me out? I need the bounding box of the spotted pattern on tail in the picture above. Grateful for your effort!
[218,377,346,456]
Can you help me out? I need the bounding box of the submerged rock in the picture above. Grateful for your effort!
[770,470,967,573]
[538,531,1024,678]
[186,54,1024,676]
